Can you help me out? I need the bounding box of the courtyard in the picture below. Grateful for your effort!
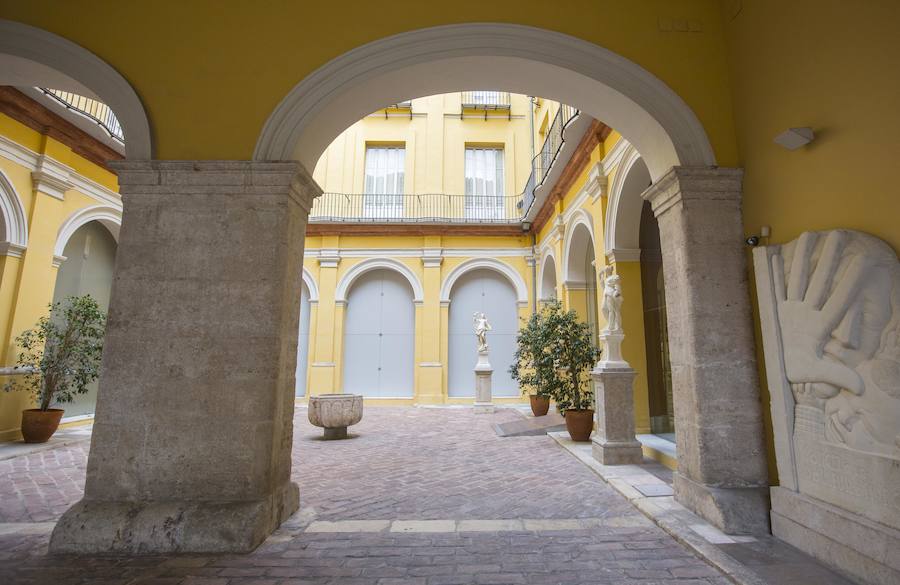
[1,407,857,585]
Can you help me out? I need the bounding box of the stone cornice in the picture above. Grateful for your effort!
[0,242,26,258]
[606,248,642,263]
[32,155,75,200]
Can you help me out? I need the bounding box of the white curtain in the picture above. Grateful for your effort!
[364,146,405,218]
[465,147,505,219]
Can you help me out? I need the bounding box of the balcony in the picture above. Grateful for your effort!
[460,91,511,110]
[39,88,124,143]
[310,193,524,224]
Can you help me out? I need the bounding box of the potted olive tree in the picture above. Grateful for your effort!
[509,306,561,416]
[3,295,106,443]
[543,302,599,441]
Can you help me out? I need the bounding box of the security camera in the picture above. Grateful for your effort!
[745,235,760,247]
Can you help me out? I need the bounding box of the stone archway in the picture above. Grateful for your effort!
[44,22,767,553]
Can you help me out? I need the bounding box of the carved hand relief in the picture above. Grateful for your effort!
[765,230,900,459]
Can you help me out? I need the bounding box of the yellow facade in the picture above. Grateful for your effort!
[0,112,121,441]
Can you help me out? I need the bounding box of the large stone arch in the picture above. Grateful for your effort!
[301,266,319,303]
[254,23,714,180]
[0,19,153,159]
[538,249,558,302]
[335,257,423,304]
[440,257,528,306]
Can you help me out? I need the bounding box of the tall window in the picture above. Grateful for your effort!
[465,147,505,219]
[364,146,405,218]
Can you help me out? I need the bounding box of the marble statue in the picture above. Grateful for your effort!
[473,311,492,353]
[753,229,900,582]
[599,265,623,333]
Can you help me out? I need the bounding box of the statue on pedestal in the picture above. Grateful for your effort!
[473,311,492,352]
[599,265,623,333]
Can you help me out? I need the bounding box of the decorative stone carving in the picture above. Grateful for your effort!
[473,311,492,352]
[754,229,900,585]
[308,394,363,440]
[599,265,623,333]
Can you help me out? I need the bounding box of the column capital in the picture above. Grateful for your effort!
[108,160,322,212]
[642,166,743,217]
[317,249,341,268]
[421,248,443,268]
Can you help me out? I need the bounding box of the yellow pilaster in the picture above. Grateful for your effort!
[309,247,340,395]
[417,242,444,404]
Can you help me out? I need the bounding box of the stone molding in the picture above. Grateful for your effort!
[334,257,425,303]
[606,248,641,263]
[0,242,26,258]
[109,160,321,212]
[643,166,743,217]
[0,168,29,250]
[439,257,529,305]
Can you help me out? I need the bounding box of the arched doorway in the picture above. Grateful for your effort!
[341,268,415,397]
[539,253,558,303]
[564,220,599,345]
[52,220,118,416]
[447,268,519,397]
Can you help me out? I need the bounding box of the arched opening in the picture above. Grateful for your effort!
[539,253,558,303]
[447,268,519,397]
[0,170,28,257]
[341,268,415,397]
[0,20,153,159]
[564,221,599,345]
[51,220,118,416]
[295,281,312,398]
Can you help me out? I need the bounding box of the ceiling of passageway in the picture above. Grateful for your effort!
[0,2,738,165]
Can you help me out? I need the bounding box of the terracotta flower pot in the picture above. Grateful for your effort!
[21,409,64,443]
[529,395,550,417]
[564,409,594,442]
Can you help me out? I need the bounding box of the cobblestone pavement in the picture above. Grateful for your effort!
[0,407,731,584]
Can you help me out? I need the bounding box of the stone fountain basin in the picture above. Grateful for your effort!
[308,394,363,439]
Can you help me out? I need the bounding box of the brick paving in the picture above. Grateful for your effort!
[0,407,731,584]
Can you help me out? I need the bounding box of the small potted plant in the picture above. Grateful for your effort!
[544,302,599,441]
[510,306,560,416]
[3,295,106,443]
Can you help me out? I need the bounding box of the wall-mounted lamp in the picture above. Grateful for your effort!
[745,225,771,247]
[774,127,815,150]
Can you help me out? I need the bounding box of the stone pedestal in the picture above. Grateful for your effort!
[474,350,494,413]
[49,161,320,554]
[643,167,770,535]
[592,363,643,465]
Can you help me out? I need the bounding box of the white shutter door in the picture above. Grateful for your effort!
[342,269,415,397]
[295,283,311,396]
[448,269,519,397]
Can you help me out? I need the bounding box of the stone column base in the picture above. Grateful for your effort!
[50,481,299,554]
[592,438,643,465]
[674,473,770,535]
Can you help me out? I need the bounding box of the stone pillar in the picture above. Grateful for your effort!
[50,161,320,554]
[592,361,642,465]
[642,167,769,535]
[473,350,494,413]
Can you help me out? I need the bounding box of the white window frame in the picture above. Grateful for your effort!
[364,146,405,219]
[465,147,505,220]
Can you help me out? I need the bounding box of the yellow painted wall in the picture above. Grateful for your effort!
[723,0,900,481]
[1,1,739,166]
[0,114,121,441]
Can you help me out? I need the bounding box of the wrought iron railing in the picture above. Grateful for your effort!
[39,88,124,143]
[310,193,524,224]
[531,104,578,191]
[460,91,511,109]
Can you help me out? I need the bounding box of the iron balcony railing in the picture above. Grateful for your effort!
[310,103,578,224]
[39,88,124,143]
[460,91,511,109]
[310,193,525,224]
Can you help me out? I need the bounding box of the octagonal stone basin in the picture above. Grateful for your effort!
[308,393,363,439]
